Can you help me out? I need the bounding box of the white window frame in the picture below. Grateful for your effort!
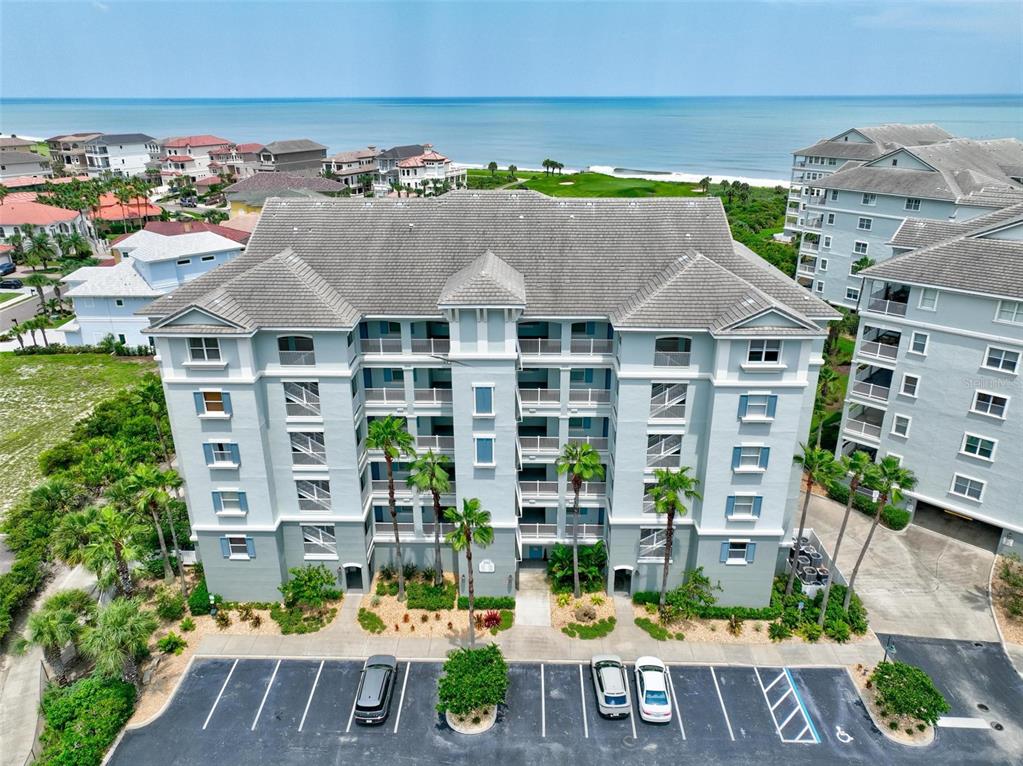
[857,217,872,231]
[982,346,1019,374]
[905,198,921,211]
[853,241,869,255]
[176,258,191,266]
[217,491,244,514]
[917,288,939,311]
[728,495,758,520]
[909,332,928,356]
[726,541,751,565]
[814,280,824,294]
[735,445,767,472]
[301,524,338,560]
[900,374,919,398]
[960,433,997,462]
[226,535,250,560]
[971,390,1009,420]
[949,473,985,502]
[826,213,835,225]
[114,298,124,307]
[208,442,237,467]
[995,300,1023,325]
[743,393,774,420]
[845,287,861,302]
[199,390,228,417]
[819,258,828,271]
[201,254,215,262]
[886,452,903,465]
[822,237,831,251]
[472,384,495,417]
[188,337,221,362]
[290,431,327,466]
[473,434,496,467]
[861,193,876,206]
[891,414,911,437]
[746,339,782,365]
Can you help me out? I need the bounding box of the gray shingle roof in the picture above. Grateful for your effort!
[90,133,155,145]
[224,173,345,194]
[378,144,427,160]
[261,139,327,155]
[144,193,836,332]
[794,124,953,160]
[0,150,48,165]
[439,251,526,306]
[889,204,1023,250]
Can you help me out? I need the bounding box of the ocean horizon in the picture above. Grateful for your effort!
[2,95,1020,180]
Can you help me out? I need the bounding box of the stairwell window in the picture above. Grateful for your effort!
[746,339,781,364]
[290,431,326,466]
[302,524,338,559]
[297,479,331,512]
[284,381,321,416]
[474,435,496,467]
[720,540,756,565]
[984,347,1019,374]
[188,337,221,362]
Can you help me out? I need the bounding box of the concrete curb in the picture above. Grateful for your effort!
[987,554,1023,680]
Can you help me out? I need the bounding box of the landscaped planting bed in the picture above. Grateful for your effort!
[550,591,616,638]
[993,554,1023,646]
[849,661,949,745]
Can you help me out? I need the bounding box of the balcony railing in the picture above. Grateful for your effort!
[518,339,562,356]
[859,340,898,361]
[844,418,882,439]
[866,298,908,317]
[851,380,890,402]
[519,388,560,405]
[568,388,611,405]
[797,263,816,276]
[410,338,450,355]
[519,523,605,540]
[371,480,412,496]
[373,522,455,539]
[569,338,613,355]
[413,388,453,405]
[653,351,691,367]
[278,350,316,366]
[519,436,560,452]
[803,215,823,230]
[365,388,407,404]
[639,529,668,560]
[519,480,605,497]
[569,436,608,451]
[801,240,820,253]
[360,338,403,354]
[416,435,455,451]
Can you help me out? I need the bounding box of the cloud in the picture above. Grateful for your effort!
[852,2,1015,34]
[92,2,109,11]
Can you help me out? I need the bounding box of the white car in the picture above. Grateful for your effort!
[590,654,631,718]
[634,656,672,723]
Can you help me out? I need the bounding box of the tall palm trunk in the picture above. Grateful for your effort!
[659,505,676,607]
[465,530,475,648]
[13,331,24,350]
[44,644,68,686]
[571,475,582,599]
[818,477,857,626]
[163,503,187,596]
[432,487,444,586]
[386,454,406,601]
[148,506,173,582]
[844,491,888,611]
[123,656,141,689]
[38,325,48,347]
[113,541,134,597]
[785,472,815,596]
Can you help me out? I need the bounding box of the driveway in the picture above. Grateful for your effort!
[806,493,998,642]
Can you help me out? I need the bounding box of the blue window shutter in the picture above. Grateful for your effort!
[719,542,729,563]
[238,492,248,512]
[753,497,763,518]
[212,492,223,512]
[222,392,232,415]
[602,419,609,437]
[766,396,778,418]
[229,444,240,464]
[725,497,736,517]
[202,444,215,464]
[731,447,741,470]
[219,537,230,558]
[746,543,757,563]
[245,538,256,558]
[605,369,612,388]
[738,395,749,418]
[759,447,770,469]
[193,391,205,414]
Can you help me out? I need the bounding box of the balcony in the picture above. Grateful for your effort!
[803,215,823,230]
[567,388,611,405]
[519,388,560,407]
[569,338,613,355]
[850,365,892,403]
[413,388,453,405]
[411,338,450,355]
[373,522,455,540]
[866,298,908,317]
[797,262,816,277]
[360,338,403,354]
[844,418,882,440]
[518,436,560,453]
[415,435,454,452]
[364,387,452,408]
[801,239,821,254]
[519,480,605,499]
[371,480,456,498]
[365,388,407,405]
[519,523,604,542]
[858,339,898,362]
[653,351,691,367]
[850,380,890,402]
[278,350,316,366]
[518,339,562,356]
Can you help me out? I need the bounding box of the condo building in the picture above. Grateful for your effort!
[142,192,837,605]
[838,204,1023,555]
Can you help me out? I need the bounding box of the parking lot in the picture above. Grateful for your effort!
[109,656,1015,766]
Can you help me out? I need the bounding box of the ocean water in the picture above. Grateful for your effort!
[1,96,1020,180]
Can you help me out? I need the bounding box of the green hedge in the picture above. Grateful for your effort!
[825,481,909,530]
[871,661,950,726]
[39,676,136,766]
[457,595,516,610]
[436,645,509,716]
[631,591,780,621]
[406,581,457,611]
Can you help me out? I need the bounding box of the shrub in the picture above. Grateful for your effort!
[270,604,338,634]
[250,613,263,629]
[421,567,436,584]
[457,595,515,610]
[39,675,136,766]
[379,564,396,581]
[547,541,607,593]
[727,614,745,636]
[825,619,851,643]
[490,610,514,635]
[157,631,187,655]
[351,606,384,636]
[574,603,597,623]
[870,661,950,726]
[188,578,220,616]
[800,623,822,642]
[402,562,418,583]
[154,587,186,621]
[214,610,231,629]
[406,581,456,611]
[768,621,791,641]
[436,645,509,716]
[881,506,910,531]
[279,565,341,609]
[635,617,670,641]
[556,593,572,608]
[376,581,399,597]
[482,610,502,629]
[589,594,605,606]
[179,616,195,632]
[561,617,615,639]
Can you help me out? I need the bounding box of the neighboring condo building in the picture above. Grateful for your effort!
[838,205,1023,555]
[792,135,1023,309]
[141,193,837,604]
[256,139,328,176]
[61,229,244,346]
[84,133,159,178]
[0,150,52,180]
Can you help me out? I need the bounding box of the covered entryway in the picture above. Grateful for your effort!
[341,564,365,593]
[612,565,633,595]
[911,500,1001,553]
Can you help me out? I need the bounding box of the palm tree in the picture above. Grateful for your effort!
[26,229,57,270]
[555,442,606,598]
[649,466,703,607]
[130,176,150,223]
[407,449,452,585]
[0,183,8,206]
[814,366,839,447]
[444,498,494,648]
[65,231,92,259]
[8,320,26,350]
[818,451,874,626]
[786,444,841,596]
[365,416,415,601]
[851,256,876,274]
[508,164,518,178]
[22,589,95,685]
[53,505,147,597]
[27,316,49,347]
[114,184,135,231]
[698,176,712,193]
[720,180,735,204]
[487,161,498,176]
[843,456,916,610]
[81,598,157,688]
[126,465,187,594]
[542,158,552,175]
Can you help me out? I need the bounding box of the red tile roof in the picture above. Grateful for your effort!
[89,192,162,222]
[163,135,232,148]
[235,143,264,154]
[397,151,448,168]
[112,220,250,244]
[0,199,80,226]
[162,155,195,163]
[1,174,89,189]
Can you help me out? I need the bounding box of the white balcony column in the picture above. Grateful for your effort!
[402,377,424,534]
[556,410,569,536]
[400,320,412,354]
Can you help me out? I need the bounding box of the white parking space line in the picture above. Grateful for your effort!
[251,660,281,731]
[298,660,324,732]
[202,659,238,731]
[754,666,819,745]
[937,717,990,729]
[392,662,411,734]
[666,667,685,739]
[540,664,546,738]
[771,687,793,710]
[709,667,735,741]
[578,664,589,739]
[345,675,360,733]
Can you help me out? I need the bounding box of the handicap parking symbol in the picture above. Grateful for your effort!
[835,725,854,744]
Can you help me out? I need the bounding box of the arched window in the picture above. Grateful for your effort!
[277,335,315,366]
[653,336,691,367]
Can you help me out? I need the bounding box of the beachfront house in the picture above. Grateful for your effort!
[209,143,265,180]
[84,133,160,178]
[140,192,837,604]
[256,139,328,176]
[0,197,93,242]
[157,135,233,183]
[790,133,1023,309]
[61,228,244,346]
[0,137,38,153]
[395,149,467,195]
[837,204,1023,556]
[0,150,52,181]
[46,133,103,172]
[321,146,380,193]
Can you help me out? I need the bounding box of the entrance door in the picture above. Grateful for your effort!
[613,568,632,595]
[344,566,364,593]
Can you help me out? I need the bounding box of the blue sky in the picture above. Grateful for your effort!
[1,0,1020,98]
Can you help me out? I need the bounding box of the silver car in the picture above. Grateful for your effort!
[590,654,631,718]
[354,655,398,725]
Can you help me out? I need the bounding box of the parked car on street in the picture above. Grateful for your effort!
[634,657,672,723]
[353,655,398,725]
[0,262,15,277]
[0,278,23,290]
[590,654,631,718]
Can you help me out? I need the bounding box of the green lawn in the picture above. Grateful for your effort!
[522,171,702,198]
[0,292,22,304]
[0,353,154,516]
